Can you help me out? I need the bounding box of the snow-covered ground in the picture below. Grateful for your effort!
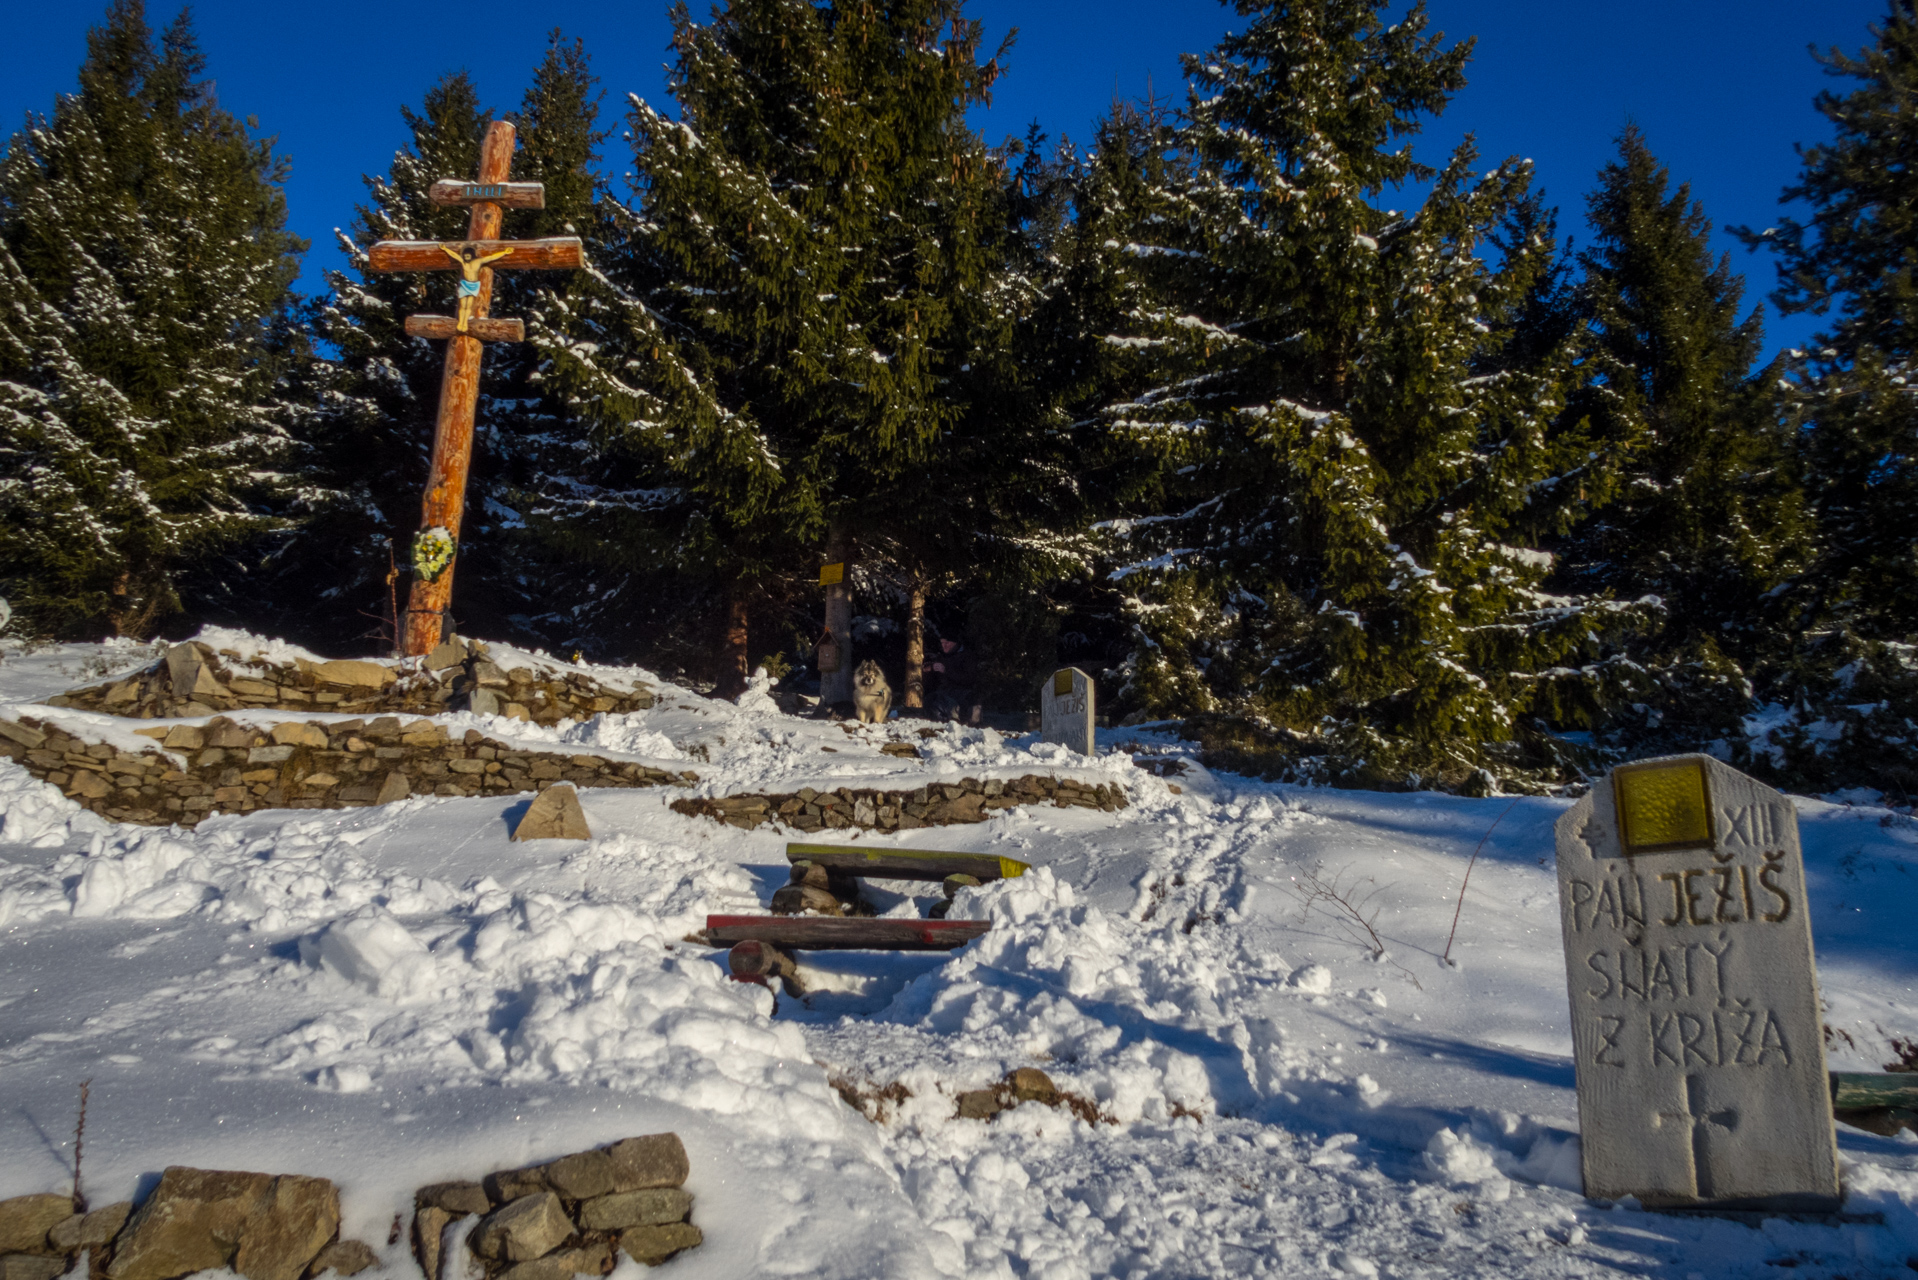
[1,636,1915,1280]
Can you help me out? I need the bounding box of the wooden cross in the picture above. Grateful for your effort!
[365,120,583,656]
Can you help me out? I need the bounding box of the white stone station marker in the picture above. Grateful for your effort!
[1041,667,1095,755]
[1555,754,1840,1212]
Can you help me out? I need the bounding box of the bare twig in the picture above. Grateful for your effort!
[1295,867,1389,958]
[72,1078,91,1212]
[1286,866,1423,990]
[1443,797,1521,966]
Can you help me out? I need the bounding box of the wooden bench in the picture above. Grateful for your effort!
[1831,1072,1918,1136]
[775,842,1030,916]
[784,842,1029,882]
[702,914,989,951]
[705,914,991,995]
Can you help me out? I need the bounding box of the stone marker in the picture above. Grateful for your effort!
[513,784,591,841]
[1040,667,1094,755]
[1554,753,1839,1211]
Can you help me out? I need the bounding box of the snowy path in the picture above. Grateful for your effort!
[1,636,1915,1279]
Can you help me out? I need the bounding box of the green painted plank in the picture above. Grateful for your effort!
[1831,1072,1918,1110]
[785,842,1029,882]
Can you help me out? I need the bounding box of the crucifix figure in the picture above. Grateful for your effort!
[1653,1074,1740,1199]
[442,242,515,333]
[365,120,584,655]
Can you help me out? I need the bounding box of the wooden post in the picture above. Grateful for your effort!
[820,528,853,709]
[718,587,750,700]
[903,578,925,709]
[399,121,515,655]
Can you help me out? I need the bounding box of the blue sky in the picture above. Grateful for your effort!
[1,0,1890,360]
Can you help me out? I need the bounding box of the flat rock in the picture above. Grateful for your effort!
[0,1254,68,1280]
[513,785,590,842]
[423,638,466,672]
[312,661,395,689]
[47,1202,131,1252]
[605,1135,689,1191]
[577,1190,691,1232]
[540,1151,620,1200]
[375,772,411,805]
[1007,1067,1059,1104]
[470,1194,570,1263]
[414,1183,489,1216]
[618,1223,701,1266]
[269,723,328,749]
[106,1168,338,1280]
[0,1198,73,1256]
[306,1240,378,1277]
[411,1207,450,1280]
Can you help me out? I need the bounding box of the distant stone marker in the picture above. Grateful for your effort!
[1554,754,1839,1211]
[1041,667,1094,755]
[514,783,591,841]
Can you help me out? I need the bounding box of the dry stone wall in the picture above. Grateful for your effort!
[671,773,1128,833]
[0,1135,698,1280]
[0,1171,374,1280]
[49,640,653,728]
[0,716,693,828]
[414,1134,700,1278]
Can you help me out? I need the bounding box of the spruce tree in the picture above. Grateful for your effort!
[1733,0,1918,798]
[1743,0,1918,638]
[545,0,1020,695]
[1564,127,1804,647]
[1542,128,1808,757]
[1086,0,1615,786]
[0,0,305,639]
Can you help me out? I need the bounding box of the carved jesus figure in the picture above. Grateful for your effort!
[441,242,514,332]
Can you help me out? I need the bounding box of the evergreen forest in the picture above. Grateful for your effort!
[4,0,1916,800]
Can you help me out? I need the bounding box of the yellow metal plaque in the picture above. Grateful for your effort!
[819,562,844,586]
[1613,759,1714,854]
[997,857,1028,880]
[1053,669,1074,697]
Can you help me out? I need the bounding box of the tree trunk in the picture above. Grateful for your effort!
[820,525,853,709]
[718,586,750,700]
[903,578,926,709]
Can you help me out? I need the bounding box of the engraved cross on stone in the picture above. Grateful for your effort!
[1654,1074,1740,1197]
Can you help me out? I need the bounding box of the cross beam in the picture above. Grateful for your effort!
[364,120,582,656]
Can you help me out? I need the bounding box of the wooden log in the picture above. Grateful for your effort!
[429,179,546,209]
[405,314,526,343]
[1831,1072,1918,1110]
[367,237,584,273]
[400,120,515,656]
[701,914,988,951]
[728,939,799,980]
[785,842,1029,883]
[770,884,847,916]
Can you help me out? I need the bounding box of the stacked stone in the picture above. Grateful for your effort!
[0,716,694,828]
[671,774,1128,833]
[0,1170,375,1280]
[414,1134,699,1279]
[49,640,653,728]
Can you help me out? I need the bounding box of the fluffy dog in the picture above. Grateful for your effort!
[851,659,893,724]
